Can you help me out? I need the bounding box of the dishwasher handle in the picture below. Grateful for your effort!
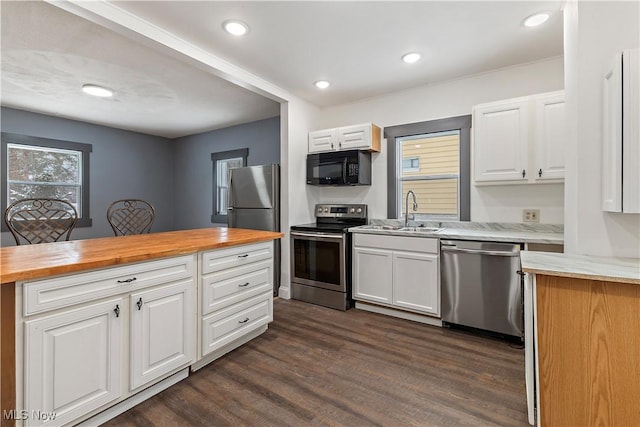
[441,245,520,257]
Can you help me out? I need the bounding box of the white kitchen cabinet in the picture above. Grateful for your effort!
[353,247,393,304]
[473,98,530,182]
[24,298,124,427]
[197,241,274,364]
[473,90,565,184]
[353,234,440,317]
[130,279,194,390]
[533,92,566,181]
[19,255,197,426]
[602,48,640,213]
[308,123,381,153]
[308,128,337,153]
[392,251,439,315]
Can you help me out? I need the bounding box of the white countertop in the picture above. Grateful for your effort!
[521,251,640,284]
[349,225,564,245]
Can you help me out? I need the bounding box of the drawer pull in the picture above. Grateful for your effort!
[237,254,249,258]
[136,297,143,310]
[117,277,137,284]
[114,304,120,318]
[238,317,250,324]
[238,282,250,288]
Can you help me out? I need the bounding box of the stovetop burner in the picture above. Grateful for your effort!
[290,203,368,233]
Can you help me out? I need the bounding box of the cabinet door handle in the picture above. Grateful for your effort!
[117,277,137,284]
[237,254,249,258]
[114,304,120,318]
[331,143,334,149]
[238,282,250,288]
[238,317,250,324]
[136,297,143,311]
[522,169,526,178]
[538,168,542,177]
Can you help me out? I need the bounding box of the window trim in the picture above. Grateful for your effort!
[1,132,93,231]
[210,148,248,224]
[384,115,471,221]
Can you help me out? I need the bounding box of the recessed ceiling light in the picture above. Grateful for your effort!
[81,84,113,98]
[523,12,550,27]
[223,20,249,36]
[314,80,330,89]
[402,52,421,64]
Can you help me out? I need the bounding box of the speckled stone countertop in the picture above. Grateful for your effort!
[349,220,564,245]
[521,251,640,284]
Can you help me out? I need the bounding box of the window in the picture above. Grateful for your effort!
[384,115,471,221]
[1,133,92,229]
[402,157,420,172]
[211,148,248,223]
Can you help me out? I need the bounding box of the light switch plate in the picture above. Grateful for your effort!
[523,209,540,223]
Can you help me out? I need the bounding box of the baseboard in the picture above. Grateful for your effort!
[77,368,189,426]
[355,302,443,327]
[277,286,291,299]
[191,325,268,372]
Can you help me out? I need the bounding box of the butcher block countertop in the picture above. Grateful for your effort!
[0,227,283,284]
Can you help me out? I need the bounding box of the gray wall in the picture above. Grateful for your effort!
[1,107,175,246]
[173,116,280,229]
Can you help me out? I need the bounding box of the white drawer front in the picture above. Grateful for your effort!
[202,260,272,315]
[201,292,272,357]
[201,242,272,275]
[23,255,196,316]
[354,233,439,254]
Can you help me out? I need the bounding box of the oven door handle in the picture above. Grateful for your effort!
[291,231,345,240]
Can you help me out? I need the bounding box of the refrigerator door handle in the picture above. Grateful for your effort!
[227,207,234,211]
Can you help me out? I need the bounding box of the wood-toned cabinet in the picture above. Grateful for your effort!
[353,234,440,317]
[473,90,565,184]
[308,123,381,153]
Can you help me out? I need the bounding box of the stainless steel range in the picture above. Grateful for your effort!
[290,204,367,310]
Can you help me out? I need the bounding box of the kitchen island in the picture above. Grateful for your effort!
[521,251,640,426]
[0,227,282,427]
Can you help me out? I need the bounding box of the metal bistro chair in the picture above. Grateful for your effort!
[107,199,155,236]
[4,198,78,245]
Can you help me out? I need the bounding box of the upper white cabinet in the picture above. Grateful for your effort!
[309,123,381,153]
[534,92,567,181]
[602,48,640,213]
[473,90,566,184]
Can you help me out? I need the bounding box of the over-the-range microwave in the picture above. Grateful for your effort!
[306,150,371,186]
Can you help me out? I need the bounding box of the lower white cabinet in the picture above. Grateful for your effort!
[392,251,439,314]
[353,234,440,317]
[198,241,274,362]
[24,298,124,427]
[130,280,194,390]
[19,255,197,426]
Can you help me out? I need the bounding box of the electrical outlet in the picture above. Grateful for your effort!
[523,209,540,223]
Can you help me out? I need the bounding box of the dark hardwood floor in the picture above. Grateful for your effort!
[105,299,528,427]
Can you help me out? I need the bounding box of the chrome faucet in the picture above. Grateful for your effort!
[404,190,418,226]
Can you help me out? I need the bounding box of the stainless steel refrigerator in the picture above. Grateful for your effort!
[227,164,280,296]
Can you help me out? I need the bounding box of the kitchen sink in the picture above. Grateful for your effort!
[358,225,404,230]
[355,225,442,233]
[401,227,442,233]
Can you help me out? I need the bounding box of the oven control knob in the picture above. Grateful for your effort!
[324,208,329,213]
[317,207,323,213]
[350,208,355,213]
[357,208,362,213]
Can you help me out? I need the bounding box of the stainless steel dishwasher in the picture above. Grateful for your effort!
[440,240,523,339]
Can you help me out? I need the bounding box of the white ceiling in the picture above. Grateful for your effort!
[1,1,564,138]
